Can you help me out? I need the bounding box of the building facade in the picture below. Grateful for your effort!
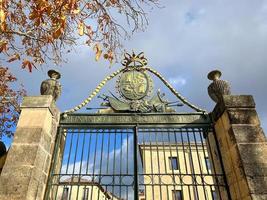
[139,143,217,200]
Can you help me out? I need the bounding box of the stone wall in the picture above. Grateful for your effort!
[0,96,60,200]
[211,95,267,200]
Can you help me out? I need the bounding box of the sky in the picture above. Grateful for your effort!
[10,0,267,132]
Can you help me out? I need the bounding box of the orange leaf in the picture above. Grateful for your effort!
[93,43,102,61]
[53,28,63,39]
[7,54,20,62]
[22,60,36,72]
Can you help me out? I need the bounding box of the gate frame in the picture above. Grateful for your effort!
[45,112,232,200]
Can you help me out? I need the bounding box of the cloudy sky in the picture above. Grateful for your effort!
[12,0,267,132]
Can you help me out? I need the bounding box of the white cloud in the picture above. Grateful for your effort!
[168,77,187,87]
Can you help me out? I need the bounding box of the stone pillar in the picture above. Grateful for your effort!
[211,95,267,200]
[0,95,60,200]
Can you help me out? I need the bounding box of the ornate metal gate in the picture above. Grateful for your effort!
[45,53,231,200]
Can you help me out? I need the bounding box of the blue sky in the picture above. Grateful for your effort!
[9,0,267,134]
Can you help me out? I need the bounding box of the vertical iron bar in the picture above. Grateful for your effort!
[155,130,163,200]
[97,130,105,200]
[90,129,99,200]
[53,128,67,200]
[85,129,92,174]
[186,128,200,200]
[141,129,148,200]
[161,129,170,199]
[119,129,123,198]
[148,128,155,200]
[76,130,86,200]
[111,129,117,200]
[69,129,80,200]
[167,129,177,198]
[192,128,208,199]
[134,126,139,200]
[44,126,62,200]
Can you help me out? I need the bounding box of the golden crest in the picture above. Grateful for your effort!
[118,70,151,100]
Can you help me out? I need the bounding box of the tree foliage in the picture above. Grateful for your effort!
[0,67,26,139]
[0,0,158,69]
[0,0,158,138]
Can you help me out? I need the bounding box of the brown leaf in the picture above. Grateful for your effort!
[86,25,93,38]
[0,40,8,53]
[53,27,63,39]
[22,59,36,72]
[7,54,20,62]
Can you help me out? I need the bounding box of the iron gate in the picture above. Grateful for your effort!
[45,113,231,200]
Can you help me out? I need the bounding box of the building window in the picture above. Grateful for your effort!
[82,187,89,200]
[212,191,217,200]
[62,187,69,200]
[169,157,179,170]
[205,156,211,171]
[172,190,183,200]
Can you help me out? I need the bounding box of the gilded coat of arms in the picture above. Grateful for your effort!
[118,71,150,100]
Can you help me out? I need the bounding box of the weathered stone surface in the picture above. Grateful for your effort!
[2,144,39,166]
[247,176,267,194]
[227,109,260,125]
[243,162,267,177]
[222,95,255,108]
[17,109,53,134]
[13,127,45,144]
[21,95,53,108]
[0,96,60,200]
[229,125,266,143]
[211,94,267,200]
[211,95,256,121]
[238,143,267,164]
[251,194,267,200]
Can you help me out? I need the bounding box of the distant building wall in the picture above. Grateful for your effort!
[139,144,215,200]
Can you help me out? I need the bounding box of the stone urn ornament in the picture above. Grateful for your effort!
[40,70,62,101]
[207,70,231,103]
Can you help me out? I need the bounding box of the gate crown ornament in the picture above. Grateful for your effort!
[62,52,206,117]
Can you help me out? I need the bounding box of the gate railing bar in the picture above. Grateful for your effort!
[91,129,99,200]
[161,129,171,199]
[155,130,163,200]
[148,128,156,200]
[186,129,201,200]
[97,129,105,200]
[134,126,139,200]
[111,128,118,200]
[193,128,209,199]
[44,126,63,200]
[68,128,81,200]
[54,129,68,199]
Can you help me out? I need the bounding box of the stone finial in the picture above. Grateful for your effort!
[40,69,62,101]
[207,70,231,103]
